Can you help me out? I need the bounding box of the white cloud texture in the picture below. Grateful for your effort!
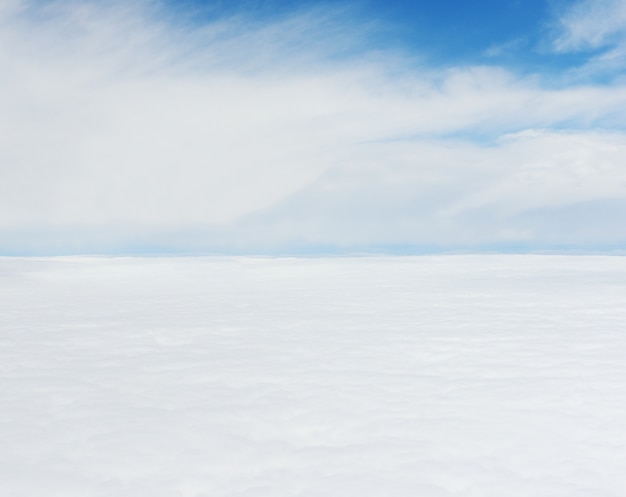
[553,0,626,52]
[3,255,626,495]
[552,0,626,75]
[2,0,626,252]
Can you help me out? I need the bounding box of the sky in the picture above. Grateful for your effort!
[2,0,626,254]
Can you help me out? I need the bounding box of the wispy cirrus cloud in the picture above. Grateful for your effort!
[2,0,626,253]
[553,0,626,52]
[551,0,626,76]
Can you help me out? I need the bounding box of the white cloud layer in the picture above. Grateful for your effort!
[2,0,626,252]
[3,256,626,494]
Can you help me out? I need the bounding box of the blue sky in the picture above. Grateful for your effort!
[1,0,626,254]
[165,0,587,73]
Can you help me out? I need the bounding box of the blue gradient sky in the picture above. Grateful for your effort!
[1,0,626,254]
[164,0,586,72]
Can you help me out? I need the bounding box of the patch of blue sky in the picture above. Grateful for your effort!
[355,130,502,148]
[359,123,626,150]
[162,0,600,75]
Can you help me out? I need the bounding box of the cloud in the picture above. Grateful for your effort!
[2,0,626,253]
[551,0,626,76]
[552,0,626,52]
[224,130,626,249]
[1,1,366,228]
